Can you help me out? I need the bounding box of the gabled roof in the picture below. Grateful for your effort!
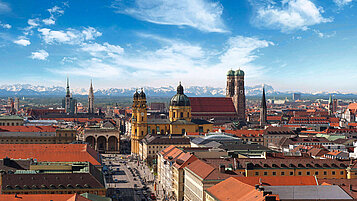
[205,177,265,201]
[0,144,101,166]
[185,159,215,180]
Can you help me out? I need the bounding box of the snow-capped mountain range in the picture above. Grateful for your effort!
[0,84,354,97]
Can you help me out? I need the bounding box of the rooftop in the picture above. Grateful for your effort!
[0,144,101,166]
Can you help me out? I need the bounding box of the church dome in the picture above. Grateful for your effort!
[139,90,146,99]
[235,69,245,76]
[170,83,190,107]
[227,70,235,76]
[133,90,139,99]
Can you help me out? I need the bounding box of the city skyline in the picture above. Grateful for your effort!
[1,0,357,92]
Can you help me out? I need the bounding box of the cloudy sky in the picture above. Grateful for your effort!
[0,0,357,92]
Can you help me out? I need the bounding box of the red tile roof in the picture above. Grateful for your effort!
[185,159,215,180]
[0,144,101,165]
[205,177,265,201]
[0,126,57,132]
[224,129,264,137]
[189,97,236,113]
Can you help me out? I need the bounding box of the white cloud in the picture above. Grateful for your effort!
[38,27,102,44]
[81,42,124,58]
[250,0,333,32]
[43,5,65,25]
[43,18,55,25]
[0,1,10,13]
[30,50,49,60]
[333,0,353,7]
[27,19,40,27]
[112,0,227,33]
[52,34,273,87]
[313,29,336,38]
[82,27,102,40]
[14,38,31,46]
[0,22,11,29]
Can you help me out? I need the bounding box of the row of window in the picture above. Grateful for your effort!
[254,170,344,176]
[0,122,21,126]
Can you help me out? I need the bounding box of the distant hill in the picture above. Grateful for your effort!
[0,84,356,99]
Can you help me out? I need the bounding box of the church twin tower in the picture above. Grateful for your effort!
[226,69,246,121]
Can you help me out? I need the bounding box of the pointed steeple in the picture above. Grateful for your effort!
[261,86,267,109]
[260,86,267,127]
[89,79,94,95]
[66,77,70,97]
[88,79,94,114]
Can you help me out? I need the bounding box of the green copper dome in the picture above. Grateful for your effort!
[235,69,245,76]
[170,82,190,107]
[227,70,235,76]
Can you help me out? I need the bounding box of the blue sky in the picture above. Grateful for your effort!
[0,0,357,92]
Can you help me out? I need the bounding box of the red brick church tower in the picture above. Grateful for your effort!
[226,69,246,121]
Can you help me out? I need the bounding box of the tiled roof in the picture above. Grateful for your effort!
[0,194,91,201]
[2,173,105,190]
[185,159,215,180]
[189,97,236,113]
[233,176,318,186]
[307,147,329,157]
[142,134,190,145]
[0,144,101,166]
[267,116,282,121]
[0,126,57,132]
[205,177,265,201]
[224,129,264,137]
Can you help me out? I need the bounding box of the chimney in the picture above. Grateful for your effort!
[350,184,353,192]
[219,164,225,173]
[259,178,262,186]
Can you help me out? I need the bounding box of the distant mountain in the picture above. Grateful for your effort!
[0,84,356,98]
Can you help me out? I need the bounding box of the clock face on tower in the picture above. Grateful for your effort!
[141,112,144,116]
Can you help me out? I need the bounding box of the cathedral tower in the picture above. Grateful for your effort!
[88,80,94,114]
[62,77,77,114]
[260,87,267,127]
[226,69,246,121]
[328,94,333,116]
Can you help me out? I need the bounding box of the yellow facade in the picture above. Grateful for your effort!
[169,106,191,122]
[131,84,213,155]
[244,168,346,179]
[131,91,148,155]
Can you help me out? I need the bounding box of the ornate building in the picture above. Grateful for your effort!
[88,80,94,114]
[131,84,213,155]
[260,87,267,127]
[226,69,246,121]
[328,95,333,116]
[62,78,77,114]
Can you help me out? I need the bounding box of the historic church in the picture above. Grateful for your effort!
[130,68,247,155]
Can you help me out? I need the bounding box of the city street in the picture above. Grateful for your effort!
[102,154,158,201]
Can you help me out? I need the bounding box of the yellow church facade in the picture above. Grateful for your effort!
[131,83,213,155]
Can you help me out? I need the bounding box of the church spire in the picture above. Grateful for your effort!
[260,86,267,127]
[88,79,94,114]
[66,77,70,97]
